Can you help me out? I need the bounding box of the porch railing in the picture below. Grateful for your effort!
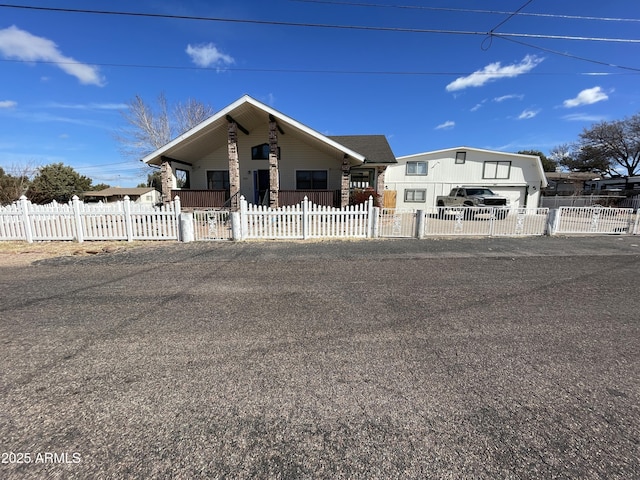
[279,190,340,207]
[172,189,229,209]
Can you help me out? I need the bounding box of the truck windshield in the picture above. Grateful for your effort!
[466,188,494,196]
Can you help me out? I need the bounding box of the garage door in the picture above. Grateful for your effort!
[490,187,526,208]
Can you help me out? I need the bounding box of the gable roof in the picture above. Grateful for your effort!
[398,146,548,187]
[84,187,157,197]
[141,95,368,166]
[329,135,397,165]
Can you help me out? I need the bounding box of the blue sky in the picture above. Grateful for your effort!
[0,0,639,186]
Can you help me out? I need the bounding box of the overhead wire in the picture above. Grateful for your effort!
[0,3,639,43]
[0,3,638,73]
[289,0,640,24]
[2,58,638,76]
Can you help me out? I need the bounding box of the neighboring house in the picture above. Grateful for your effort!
[384,147,548,209]
[141,95,396,209]
[544,172,601,195]
[83,187,161,205]
[584,175,640,194]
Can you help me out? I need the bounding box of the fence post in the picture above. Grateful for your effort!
[366,195,374,238]
[72,195,84,243]
[123,195,134,242]
[371,206,380,238]
[547,208,559,236]
[415,210,425,239]
[19,195,33,243]
[173,195,182,241]
[179,212,194,242]
[240,196,248,240]
[302,196,309,239]
[231,211,242,241]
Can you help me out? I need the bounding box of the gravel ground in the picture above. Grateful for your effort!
[0,236,639,479]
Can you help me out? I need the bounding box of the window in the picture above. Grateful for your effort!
[455,151,466,164]
[483,161,511,179]
[296,170,328,190]
[175,169,190,189]
[251,143,280,160]
[406,161,427,176]
[207,170,230,190]
[404,189,426,202]
[350,169,374,189]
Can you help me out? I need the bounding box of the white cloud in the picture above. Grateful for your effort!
[562,113,608,122]
[563,86,609,108]
[446,55,543,92]
[518,109,540,120]
[0,100,17,108]
[435,120,455,130]
[0,25,104,86]
[494,94,524,103]
[47,102,128,110]
[186,43,234,69]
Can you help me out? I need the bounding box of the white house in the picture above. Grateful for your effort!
[83,187,162,206]
[384,147,548,209]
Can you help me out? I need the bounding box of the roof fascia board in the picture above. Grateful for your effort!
[142,94,365,164]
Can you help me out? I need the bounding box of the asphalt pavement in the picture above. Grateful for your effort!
[1,236,639,479]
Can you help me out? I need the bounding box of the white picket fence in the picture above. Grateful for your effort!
[3,197,640,243]
[0,195,181,243]
[240,195,374,240]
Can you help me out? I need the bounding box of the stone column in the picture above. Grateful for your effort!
[160,159,173,204]
[376,167,386,206]
[341,156,351,208]
[228,121,240,210]
[268,119,279,208]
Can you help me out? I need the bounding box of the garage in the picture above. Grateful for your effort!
[489,186,528,208]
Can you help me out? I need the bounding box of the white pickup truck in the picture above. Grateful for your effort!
[436,187,509,219]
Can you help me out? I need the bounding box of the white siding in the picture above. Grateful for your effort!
[188,123,346,198]
[385,148,546,209]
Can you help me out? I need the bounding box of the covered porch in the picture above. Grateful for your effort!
[172,189,342,209]
[142,96,395,211]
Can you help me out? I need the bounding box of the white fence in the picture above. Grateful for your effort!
[552,206,637,235]
[541,195,640,210]
[3,198,640,243]
[421,207,550,237]
[240,195,373,240]
[0,196,181,243]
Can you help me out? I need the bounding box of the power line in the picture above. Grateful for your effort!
[489,0,535,34]
[2,58,638,76]
[1,3,639,43]
[290,0,640,24]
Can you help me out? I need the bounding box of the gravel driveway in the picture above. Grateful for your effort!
[1,237,639,479]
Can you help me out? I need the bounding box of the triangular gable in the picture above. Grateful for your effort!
[141,95,366,166]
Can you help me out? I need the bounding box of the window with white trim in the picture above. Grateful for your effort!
[296,170,328,190]
[483,161,511,179]
[406,161,427,176]
[404,189,426,202]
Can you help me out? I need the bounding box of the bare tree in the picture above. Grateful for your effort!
[0,162,35,205]
[174,98,215,136]
[115,93,214,162]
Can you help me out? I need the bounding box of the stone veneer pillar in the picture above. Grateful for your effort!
[376,167,386,206]
[341,156,351,207]
[228,121,240,211]
[160,159,173,204]
[268,119,279,208]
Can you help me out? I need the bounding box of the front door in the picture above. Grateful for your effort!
[254,170,270,205]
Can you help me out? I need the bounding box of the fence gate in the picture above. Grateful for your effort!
[553,207,635,235]
[378,209,417,237]
[193,210,233,240]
